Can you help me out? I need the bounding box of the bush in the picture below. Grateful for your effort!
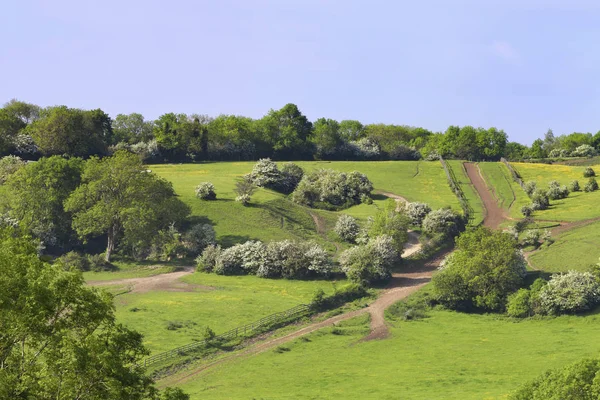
[583,167,596,178]
[569,180,580,192]
[195,182,216,200]
[196,244,222,272]
[522,229,551,248]
[405,202,432,226]
[291,169,373,210]
[584,177,598,192]
[521,205,533,217]
[0,155,25,184]
[530,190,550,210]
[524,181,537,197]
[201,239,333,279]
[150,224,185,261]
[334,214,360,243]
[422,208,463,239]
[235,194,251,205]
[339,235,398,285]
[571,144,597,158]
[247,158,282,188]
[279,162,304,193]
[56,251,91,271]
[432,227,527,311]
[547,181,569,200]
[183,223,216,255]
[506,289,532,318]
[510,358,600,400]
[539,271,600,315]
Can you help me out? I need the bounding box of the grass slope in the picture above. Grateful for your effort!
[512,162,600,221]
[447,160,484,226]
[150,161,460,245]
[528,220,600,272]
[113,273,343,354]
[171,309,600,399]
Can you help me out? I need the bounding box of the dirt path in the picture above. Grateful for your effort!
[88,267,199,294]
[464,162,506,229]
[165,235,435,386]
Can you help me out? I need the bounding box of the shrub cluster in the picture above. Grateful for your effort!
[195,182,216,200]
[521,229,551,248]
[546,180,569,200]
[197,239,333,279]
[334,214,360,243]
[583,167,596,178]
[584,177,598,192]
[246,158,304,194]
[571,144,597,158]
[404,202,432,226]
[507,271,600,317]
[56,251,113,272]
[339,235,399,285]
[422,208,463,239]
[291,169,373,210]
[569,179,580,192]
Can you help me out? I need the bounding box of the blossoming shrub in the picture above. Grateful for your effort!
[339,235,398,285]
[539,271,600,315]
[195,182,216,200]
[334,214,360,243]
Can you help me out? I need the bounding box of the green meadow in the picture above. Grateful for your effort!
[478,162,530,219]
[168,307,600,400]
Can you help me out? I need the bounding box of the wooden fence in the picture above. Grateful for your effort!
[144,304,311,367]
[500,157,526,189]
[439,157,474,224]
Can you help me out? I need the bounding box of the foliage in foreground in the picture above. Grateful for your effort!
[432,227,527,311]
[0,228,184,399]
[510,358,600,400]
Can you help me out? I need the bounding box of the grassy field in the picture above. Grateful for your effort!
[479,162,530,219]
[150,161,460,246]
[447,160,484,226]
[111,272,344,354]
[528,220,600,273]
[168,308,600,399]
[512,162,600,221]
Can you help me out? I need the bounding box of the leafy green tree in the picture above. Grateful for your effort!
[312,118,341,159]
[432,227,527,311]
[28,106,112,157]
[112,113,154,144]
[529,139,547,159]
[0,228,159,399]
[153,113,194,159]
[0,100,40,155]
[259,103,313,159]
[510,358,600,399]
[542,128,557,153]
[3,156,84,250]
[339,120,364,141]
[65,151,190,261]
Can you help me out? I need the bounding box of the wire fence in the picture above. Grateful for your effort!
[500,157,526,190]
[143,304,311,367]
[439,157,474,224]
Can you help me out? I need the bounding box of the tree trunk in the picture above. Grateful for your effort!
[105,227,115,263]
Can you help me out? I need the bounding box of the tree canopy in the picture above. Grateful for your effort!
[64,151,190,261]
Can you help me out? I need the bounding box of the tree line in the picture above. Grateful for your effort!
[6,99,599,163]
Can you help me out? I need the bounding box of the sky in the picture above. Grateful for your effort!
[2,0,600,145]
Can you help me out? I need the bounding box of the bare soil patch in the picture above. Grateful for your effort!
[88,266,208,294]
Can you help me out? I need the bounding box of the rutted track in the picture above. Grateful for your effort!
[88,267,199,293]
[463,162,507,229]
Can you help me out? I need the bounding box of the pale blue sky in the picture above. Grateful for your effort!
[2,0,600,144]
